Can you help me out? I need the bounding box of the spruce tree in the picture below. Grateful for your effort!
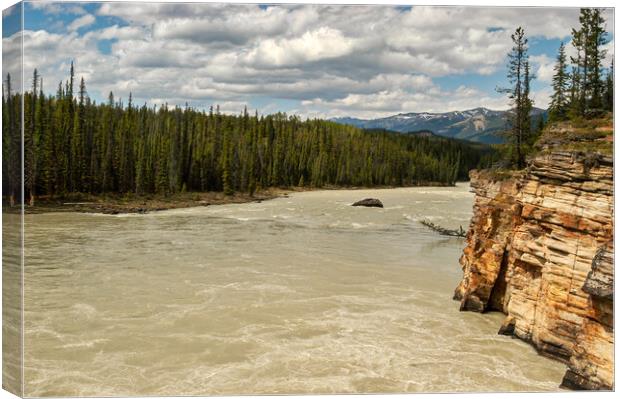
[586,9,608,110]
[26,69,40,205]
[497,26,532,168]
[220,113,234,196]
[570,8,608,115]
[521,60,534,145]
[4,73,19,205]
[6,65,491,199]
[549,43,569,121]
[72,77,87,192]
[568,65,582,119]
[603,60,613,111]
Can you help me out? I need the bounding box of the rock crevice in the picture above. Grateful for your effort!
[455,151,613,390]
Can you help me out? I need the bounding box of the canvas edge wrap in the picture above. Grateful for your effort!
[2,1,25,397]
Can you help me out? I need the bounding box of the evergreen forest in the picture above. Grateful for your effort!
[2,68,491,205]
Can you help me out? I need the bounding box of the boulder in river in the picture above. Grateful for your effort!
[351,198,383,208]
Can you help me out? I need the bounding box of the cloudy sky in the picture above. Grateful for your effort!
[2,1,615,119]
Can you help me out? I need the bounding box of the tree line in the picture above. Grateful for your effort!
[548,8,613,121]
[499,8,612,168]
[2,66,491,205]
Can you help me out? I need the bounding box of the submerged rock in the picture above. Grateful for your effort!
[351,198,383,208]
[498,316,516,336]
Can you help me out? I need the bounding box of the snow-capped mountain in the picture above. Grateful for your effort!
[331,107,547,144]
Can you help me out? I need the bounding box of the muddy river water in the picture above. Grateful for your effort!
[21,184,566,396]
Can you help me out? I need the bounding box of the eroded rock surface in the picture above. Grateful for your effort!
[455,151,613,390]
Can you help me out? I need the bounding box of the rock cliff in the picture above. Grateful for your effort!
[454,124,614,390]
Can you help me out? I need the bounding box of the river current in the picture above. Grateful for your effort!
[21,184,566,396]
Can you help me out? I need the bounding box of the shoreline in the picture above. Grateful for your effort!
[4,182,465,215]
[7,189,289,215]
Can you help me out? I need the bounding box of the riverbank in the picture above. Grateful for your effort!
[4,182,459,215]
[9,189,288,215]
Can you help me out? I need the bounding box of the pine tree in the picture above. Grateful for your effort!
[4,73,20,205]
[6,65,492,200]
[549,43,569,121]
[497,26,532,168]
[603,59,613,111]
[570,12,588,117]
[71,77,87,192]
[220,109,234,195]
[521,60,534,145]
[37,77,50,196]
[25,69,40,205]
[102,91,116,191]
[586,9,608,110]
[570,8,608,116]
[568,65,582,119]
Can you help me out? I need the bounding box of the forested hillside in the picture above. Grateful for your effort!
[3,67,492,204]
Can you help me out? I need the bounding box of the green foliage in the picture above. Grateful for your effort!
[497,26,534,169]
[603,60,614,112]
[2,73,22,206]
[549,42,570,122]
[569,8,609,117]
[3,70,492,202]
[496,9,611,171]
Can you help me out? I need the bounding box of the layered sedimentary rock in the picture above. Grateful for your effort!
[455,150,613,390]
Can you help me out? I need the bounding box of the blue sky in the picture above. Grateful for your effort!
[2,2,615,118]
[2,3,21,37]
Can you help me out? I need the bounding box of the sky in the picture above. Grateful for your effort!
[2,1,615,119]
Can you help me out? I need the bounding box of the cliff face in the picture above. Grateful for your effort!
[455,149,613,390]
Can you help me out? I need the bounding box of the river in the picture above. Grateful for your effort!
[21,184,566,396]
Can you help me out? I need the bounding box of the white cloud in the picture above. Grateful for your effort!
[88,25,146,41]
[9,4,615,119]
[29,2,63,14]
[243,27,355,67]
[30,2,85,15]
[601,40,615,68]
[68,14,96,32]
[531,54,555,83]
[531,87,553,110]
[2,30,23,92]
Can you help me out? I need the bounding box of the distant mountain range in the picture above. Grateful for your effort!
[331,107,547,144]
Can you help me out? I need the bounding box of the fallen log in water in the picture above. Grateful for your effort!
[420,219,466,237]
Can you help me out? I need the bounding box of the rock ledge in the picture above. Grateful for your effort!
[455,150,614,390]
